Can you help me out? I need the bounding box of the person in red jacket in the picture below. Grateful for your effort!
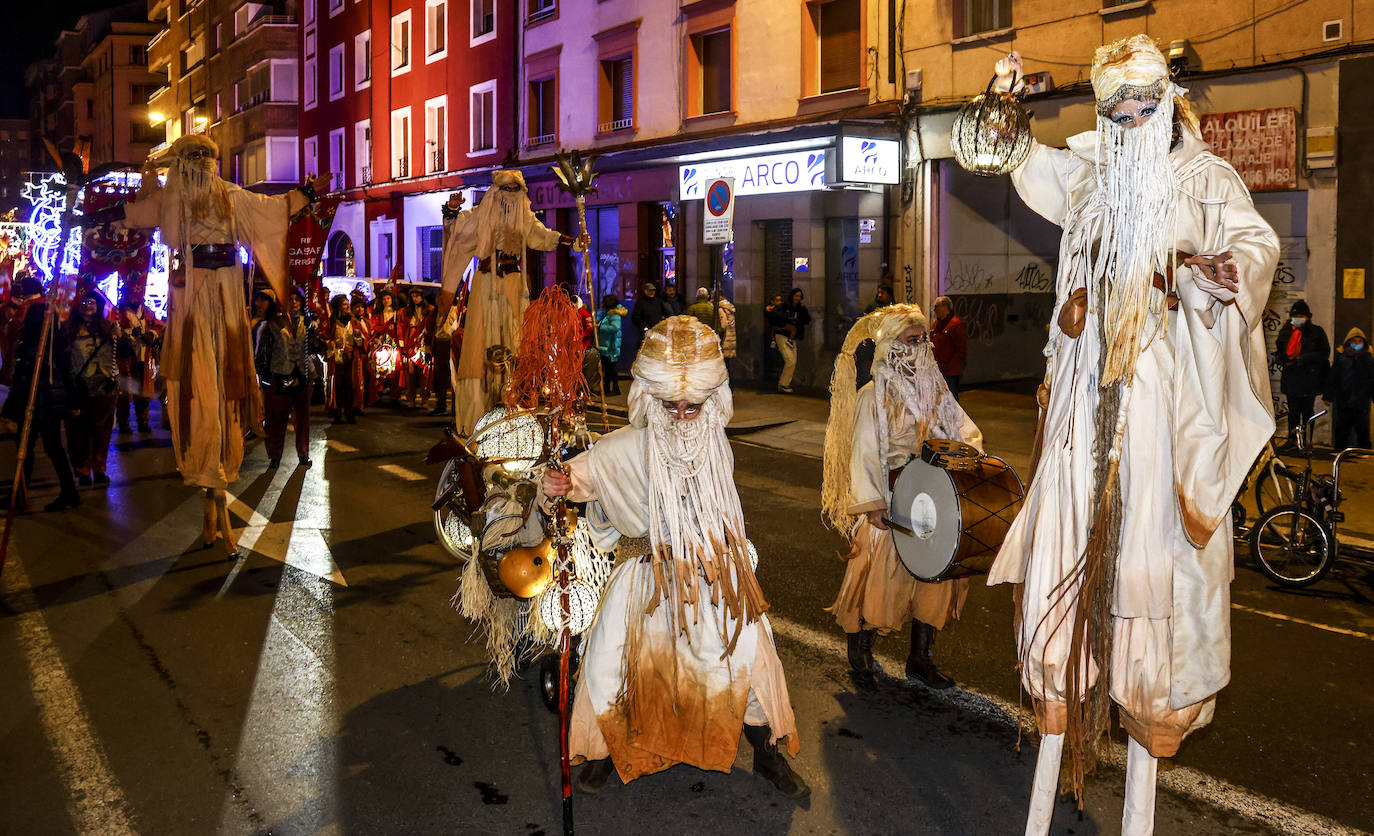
[928,295,968,400]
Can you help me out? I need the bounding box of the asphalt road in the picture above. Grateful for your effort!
[0,399,1371,835]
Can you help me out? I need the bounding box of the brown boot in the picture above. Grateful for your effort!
[575,758,617,794]
[743,724,810,798]
[905,620,955,689]
[846,629,878,674]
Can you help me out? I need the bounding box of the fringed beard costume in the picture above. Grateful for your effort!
[822,305,983,636]
[560,316,799,784]
[984,35,1279,833]
[438,170,564,435]
[120,134,309,489]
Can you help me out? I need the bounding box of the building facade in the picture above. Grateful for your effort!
[0,120,32,213]
[897,0,1373,416]
[146,0,303,190]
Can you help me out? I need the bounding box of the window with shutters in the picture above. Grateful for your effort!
[391,107,411,178]
[527,77,556,148]
[472,0,495,44]
[418,226,444,282]
[816,0,860,93]
[696,29,732,115]
[597,57,633,133]
[956,0,1011,38]
[470,80,496,155]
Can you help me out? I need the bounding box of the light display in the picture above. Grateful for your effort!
[23,173,74,284]
[372,339,399,376]
[471,406,543,470]
[537,579,599,636]
[951,78,1033,177]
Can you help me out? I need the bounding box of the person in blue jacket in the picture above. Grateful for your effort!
[597,294,628,395]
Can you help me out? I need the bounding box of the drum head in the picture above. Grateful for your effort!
[888,459,960,581]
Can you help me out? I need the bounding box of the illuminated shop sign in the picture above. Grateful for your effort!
[840,137,900,184]
[679,150,828,200]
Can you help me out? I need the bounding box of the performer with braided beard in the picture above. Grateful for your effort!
[984,39,1278,834]
[540,316,806,798]
[822,304,982,688]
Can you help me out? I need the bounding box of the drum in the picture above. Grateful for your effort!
[887,440,1025,581]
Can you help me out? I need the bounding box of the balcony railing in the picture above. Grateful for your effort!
[148,27,169,50]
[359,166,372,186]
[237,15,295,41]
[431,149,445,171]
[528,0,556,22]
[598,117,633,133]
[395,157,409,178]
[525,133,555,150]
[329,171,344,191]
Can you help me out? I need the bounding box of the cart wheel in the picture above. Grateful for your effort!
[1231,501,1246,531]
[434,460,474,560]
[1254,463,1299,517]
[1249,505,1335,588]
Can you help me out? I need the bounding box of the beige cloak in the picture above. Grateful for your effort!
[987,129,1279,755]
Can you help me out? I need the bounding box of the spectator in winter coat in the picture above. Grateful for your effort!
[662,284,685,317]
[686,287,715,326]
[630,282,668,335]
[1324,327,1374,450]
[597,294,627,395]
[770,289,812,393]
[65,292,118,486]
[716,292,737,360]
[928,296,968,400]
[1275,299,1330,447]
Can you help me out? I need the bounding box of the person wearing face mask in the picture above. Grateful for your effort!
[1323,327,1374,449]
[1275,299,1330,448]
[822,305,982,688]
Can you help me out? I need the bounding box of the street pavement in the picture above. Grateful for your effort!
[0,384,1372,835]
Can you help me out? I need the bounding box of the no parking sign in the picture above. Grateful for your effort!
[702,177,735,245]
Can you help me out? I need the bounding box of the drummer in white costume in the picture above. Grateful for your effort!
[821,304,982,687]
[985,39,1278,834]
[540,316,806,797]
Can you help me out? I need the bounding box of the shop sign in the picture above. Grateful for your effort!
[840,137,900,184]
[1198,106,1297,192]
[679,150,828,200]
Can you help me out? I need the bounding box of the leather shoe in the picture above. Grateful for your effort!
[575,758,616,794]
[298,456,313,468]
[267,458,281,469]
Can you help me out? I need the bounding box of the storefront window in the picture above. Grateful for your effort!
[824,217,860,349]
[658,202,677,288]
[573,206,621,303]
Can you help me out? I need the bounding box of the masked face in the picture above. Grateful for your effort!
[1291,316,1308,327]
[1351,341,1365,352]
[660,399,704,422]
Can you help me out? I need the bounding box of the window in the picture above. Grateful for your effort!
[527,77,556,147]
[695,29,731,115]
[816,0,860,93]
[303,0,315,25]
[271,59,298,102]
[426,0,447,60]
[391,107,412,178]
[528,0,556,23]
[425,95,447,173]
[213,23,221,51]
[471,0,495,44]
[355,119,371,186]
[244,141,266,185]
[329,0,345,16]
[214,92,221,121]
[267,136,299,182]
[469,81,496,155]
[355,31,371,89]
[418,226,444,282]
[328,128,345,191]
[232,151,243,185]
[391,11,412,73]
[182,35,204,72]
[303,135,318,178]
[328,44,345,100]
[305,30,317,58]
[957,0,1010,37]
[236,3,266,36]
[131,46,148,66]
[598,57,633,133]
[304,57,318,108]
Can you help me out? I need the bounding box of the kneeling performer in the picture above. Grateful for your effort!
[541,316,807,797]
[821,304,982,687]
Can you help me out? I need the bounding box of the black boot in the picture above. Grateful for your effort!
[743,724,810,798]
[846,629,878,674]
[905,621,955,689]
[575,758,617,794]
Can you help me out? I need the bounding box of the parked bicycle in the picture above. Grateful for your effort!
[1248,410,1374,588]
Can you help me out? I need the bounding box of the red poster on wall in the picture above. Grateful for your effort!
[1198,106,1298,192]
[287,193,343,313]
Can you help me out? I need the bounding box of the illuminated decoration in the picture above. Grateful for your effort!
[951,75,1033,177]
[470,406,543,471]
[372,338,399,376]
[23,173,73,284]
[536,578,598,636]
[680,149,829,200]
[143,229,170,319]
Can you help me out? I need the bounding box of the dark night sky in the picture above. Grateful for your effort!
[1,1,130,119]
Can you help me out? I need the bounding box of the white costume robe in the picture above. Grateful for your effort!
[830,382,983,632]
[563,426,800,783]
[987,130,1279,755]
[123,185,306,489]
[440,206,561,435]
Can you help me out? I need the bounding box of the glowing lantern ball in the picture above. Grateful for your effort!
[373,341,399,376]
[538,579,600,636]
[951,86,1032,177]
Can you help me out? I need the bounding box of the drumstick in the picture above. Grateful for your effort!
[882,517,916,537]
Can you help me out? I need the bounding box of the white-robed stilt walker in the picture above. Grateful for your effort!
[541,316,806,797]
[984,39,1279,834]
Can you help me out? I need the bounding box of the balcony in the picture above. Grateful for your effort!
[359,166,372,186]
[148,27,169,51]
[597,117,633,133]
[237,14,294,42]
[430,149,445,172]
[525,134,555,150]
[329,171,344,192]
[395,157,409,178]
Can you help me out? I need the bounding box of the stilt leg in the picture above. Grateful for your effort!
[202,489,217,548]
[213,489,238,558]
[1122,736,1158,836]
[1025,732,1064,836]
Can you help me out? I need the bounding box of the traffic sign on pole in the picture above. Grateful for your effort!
[703,177,734,245]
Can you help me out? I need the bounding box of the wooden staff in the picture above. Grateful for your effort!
[552,151,608,433]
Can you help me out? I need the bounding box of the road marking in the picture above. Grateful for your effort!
[2,544,136,834]
[326,440,358,453]
[1231,603,1374,642]
[766,613,1363,836]
[379,463,427,482]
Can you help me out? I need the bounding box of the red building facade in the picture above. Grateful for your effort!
[298,0,518,285]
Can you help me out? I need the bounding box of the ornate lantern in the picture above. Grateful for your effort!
[951,74,1033,177]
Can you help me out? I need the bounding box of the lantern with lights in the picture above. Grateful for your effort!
[950,74,1033,177]
[372,337,399,376]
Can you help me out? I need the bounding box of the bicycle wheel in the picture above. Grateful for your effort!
[434,459,475,560]
[1254,462,1299,517]
[1248,505,1335,588]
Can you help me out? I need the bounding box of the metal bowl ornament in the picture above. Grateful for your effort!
[951,74,1033,177]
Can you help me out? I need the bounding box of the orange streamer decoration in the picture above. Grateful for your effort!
[503,284,588,419]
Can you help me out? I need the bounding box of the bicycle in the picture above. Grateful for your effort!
[1248,410,1374,588]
